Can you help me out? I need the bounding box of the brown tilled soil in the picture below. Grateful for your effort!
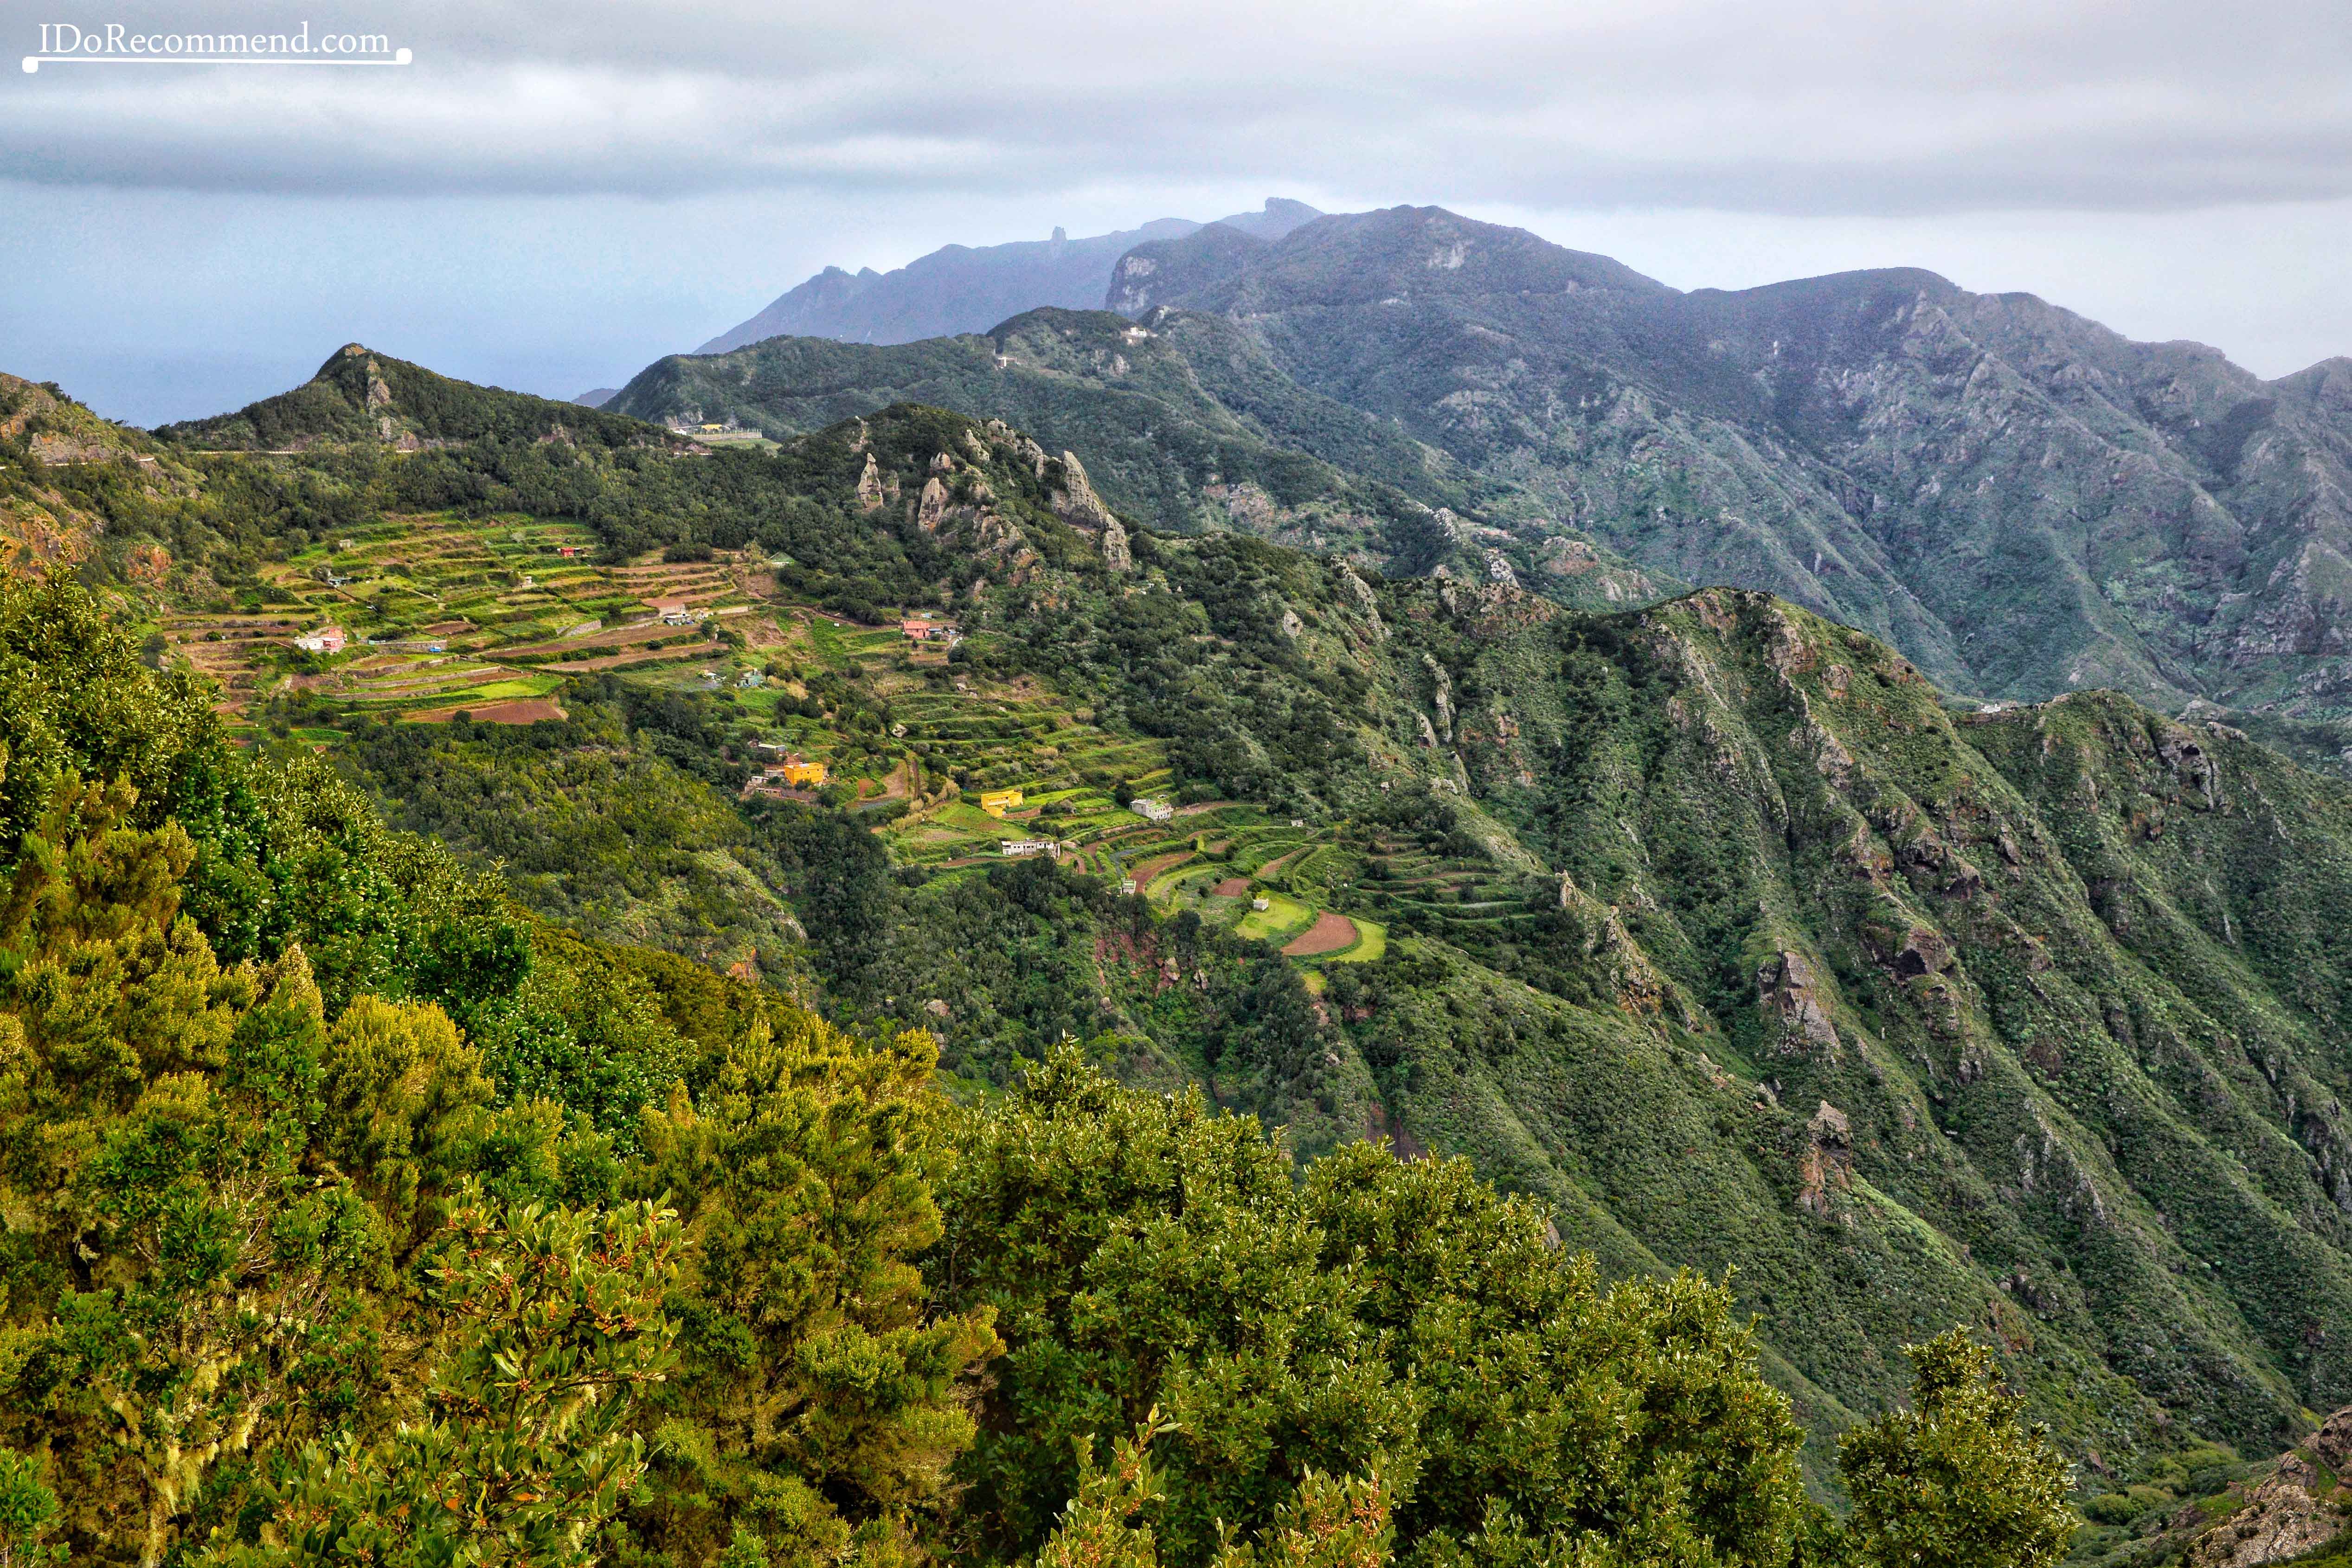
[1282,912,1359,957]
[410,698,566,725]
[1211,877,1252,897]
[566,645,716,673]
[1127,851,1194,888]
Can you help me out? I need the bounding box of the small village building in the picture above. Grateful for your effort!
[901,619,937,641]
[558,545,583,559]
[779,757,828,788]
[979,788,1024,818]
[1251,897,1272,911]
[293,624,346,655]
[737,669,764,688]
[1129,797,1173,823]
[1002,839,1054,858]
[1120,879,1138,895]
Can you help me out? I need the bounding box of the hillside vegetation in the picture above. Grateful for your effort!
[11,351,2352,1542]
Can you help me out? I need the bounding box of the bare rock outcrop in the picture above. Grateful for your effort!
[2189,1452,2342,1568]
[1050,450,1118,533]
[1797,1101,1853,1216]
[1757,951,1841,1057]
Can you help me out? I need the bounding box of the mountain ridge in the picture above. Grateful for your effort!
[695,198,1324,354]
[1116,205,2352,726]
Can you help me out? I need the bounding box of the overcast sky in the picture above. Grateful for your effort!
[6,0,2352,424]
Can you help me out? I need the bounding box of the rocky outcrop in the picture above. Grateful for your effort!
[1341,565,1387,640]
[1757,951,1840,1057]
[1423,653,1455,742]
[1796,1102,1853,1216]
[1049,451,1118,530]
[2310,1406,2352,1472]
[1100,513,1133,573]
[2189,1452,2343,1568]
[856,452,885,511]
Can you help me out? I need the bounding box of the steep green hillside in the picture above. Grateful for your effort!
[158,342,673,451]
[49,354,2352,1482]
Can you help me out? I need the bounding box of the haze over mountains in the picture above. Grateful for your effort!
[614,203,2352,746]
[689,198,1325,354]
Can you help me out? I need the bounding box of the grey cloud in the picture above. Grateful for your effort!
[7,0,2352,212]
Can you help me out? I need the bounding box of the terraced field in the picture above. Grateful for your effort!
[174,505,1469,972]
[156,511,772,723]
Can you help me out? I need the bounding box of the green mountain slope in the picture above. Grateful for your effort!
[67,354,2352,1470]
[157,342,674,451]
[1147,206,2352,726]
[608,308,1666,603]
[616,203,2352,738]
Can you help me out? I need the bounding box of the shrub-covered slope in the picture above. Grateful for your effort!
[158,343,674,452]
[0,562,2093,1568]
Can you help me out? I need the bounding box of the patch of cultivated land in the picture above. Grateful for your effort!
[1282,911,1359,956]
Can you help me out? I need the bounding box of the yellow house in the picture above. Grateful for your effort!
[979,788,1024,818]
[781,758,829,788]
